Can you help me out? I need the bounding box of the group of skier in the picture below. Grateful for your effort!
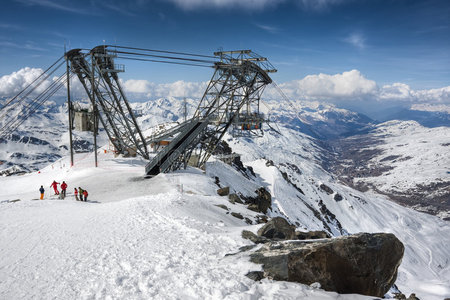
[39,180,88,202]
[74,187,88,202]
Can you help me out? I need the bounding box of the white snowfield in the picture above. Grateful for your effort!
[354,120,450,195]
[1,152,374,300]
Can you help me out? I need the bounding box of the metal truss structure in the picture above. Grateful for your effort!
[66,46,149,159]
[144,50,276,176]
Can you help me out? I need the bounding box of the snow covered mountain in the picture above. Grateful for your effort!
[263,99,376,139]
[1,97,449,299]
[329,120,450,220]
[0,101,107,175]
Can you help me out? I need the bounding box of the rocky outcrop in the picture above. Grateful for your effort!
[250,233,404,297]
[231,212,243,219]
[257,217,296,240]
[242,230,268,244]
[217,187,230,196]
[254,187,271,214]
[295,230,330,240]
[242,187,272,214]
[320,183,334,195]
[334,193,343,201]
[228,193,243,204]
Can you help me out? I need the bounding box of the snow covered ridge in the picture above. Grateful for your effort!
[0,101,107,173]
[328,120,450,219]
[411,103,450,114]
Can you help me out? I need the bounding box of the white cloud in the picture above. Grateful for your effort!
[164,0,283,11]
[344,32,365,49]
[122,79,208,100]
[380,83,450,103]
[298,0,348,12]
[267,69,377,100]
[165,0,349,11]
[0,67,51,97]
[2,67,448,107]
[265,70,450,105]
[15,0,93,15]
[254,23,279,33]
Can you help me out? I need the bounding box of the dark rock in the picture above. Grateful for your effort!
[407,294,420,300]
[320,183,334,195]
[239,245,257,252]
[256,215,269,224]
[334,193,343,201]
[213,140,233,155]
[231,212,244,219]
[393,293,407,299]
[247,204,260,212]
[250,232,404,297]
[245,217,253,225]
[265,159,275,167]
[228,193,242,204]
[295,230,331,240]
[242,230,269,244]
[255,187,271,214]
[215,204,228,211]
[246,271,265,281]
[217,187,230,196]
[257,217,296,240]
[214,176,220,187]
[241,187,272,214]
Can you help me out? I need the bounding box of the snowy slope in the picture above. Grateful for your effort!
[1,152,375,300]
[330,120,450,219]
[0,101,106,174]
[220,124,450,299]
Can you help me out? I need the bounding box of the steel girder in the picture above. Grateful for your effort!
[66,47,149,159]
[144,51,275,175]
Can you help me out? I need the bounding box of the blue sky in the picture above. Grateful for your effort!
[0,0,449,109]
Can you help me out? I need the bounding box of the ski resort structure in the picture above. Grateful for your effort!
[0,45,276,176]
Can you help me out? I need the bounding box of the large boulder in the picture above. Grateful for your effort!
[217,187,230,196]
[257,217,296,240]
[250,232,404,297]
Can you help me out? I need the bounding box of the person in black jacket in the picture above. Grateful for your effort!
[39,186,45,200]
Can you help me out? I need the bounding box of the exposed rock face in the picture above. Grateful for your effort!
[217,187,230,196]
[295,230,330,240]
[254,187,271,214]
[231,212,243,219]
[250,233,404,297]
[242,230,268,244]
[257,217,296,240]
[242,187,272,214]
[320,183,334,195]
[228,193,243,204]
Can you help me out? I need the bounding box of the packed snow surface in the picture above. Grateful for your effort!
[1,151,376,300]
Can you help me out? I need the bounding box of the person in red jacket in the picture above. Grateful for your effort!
[50,180,59,195]
[82,189,88,202]
[60,181,67,199]
[74,188,79,201]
